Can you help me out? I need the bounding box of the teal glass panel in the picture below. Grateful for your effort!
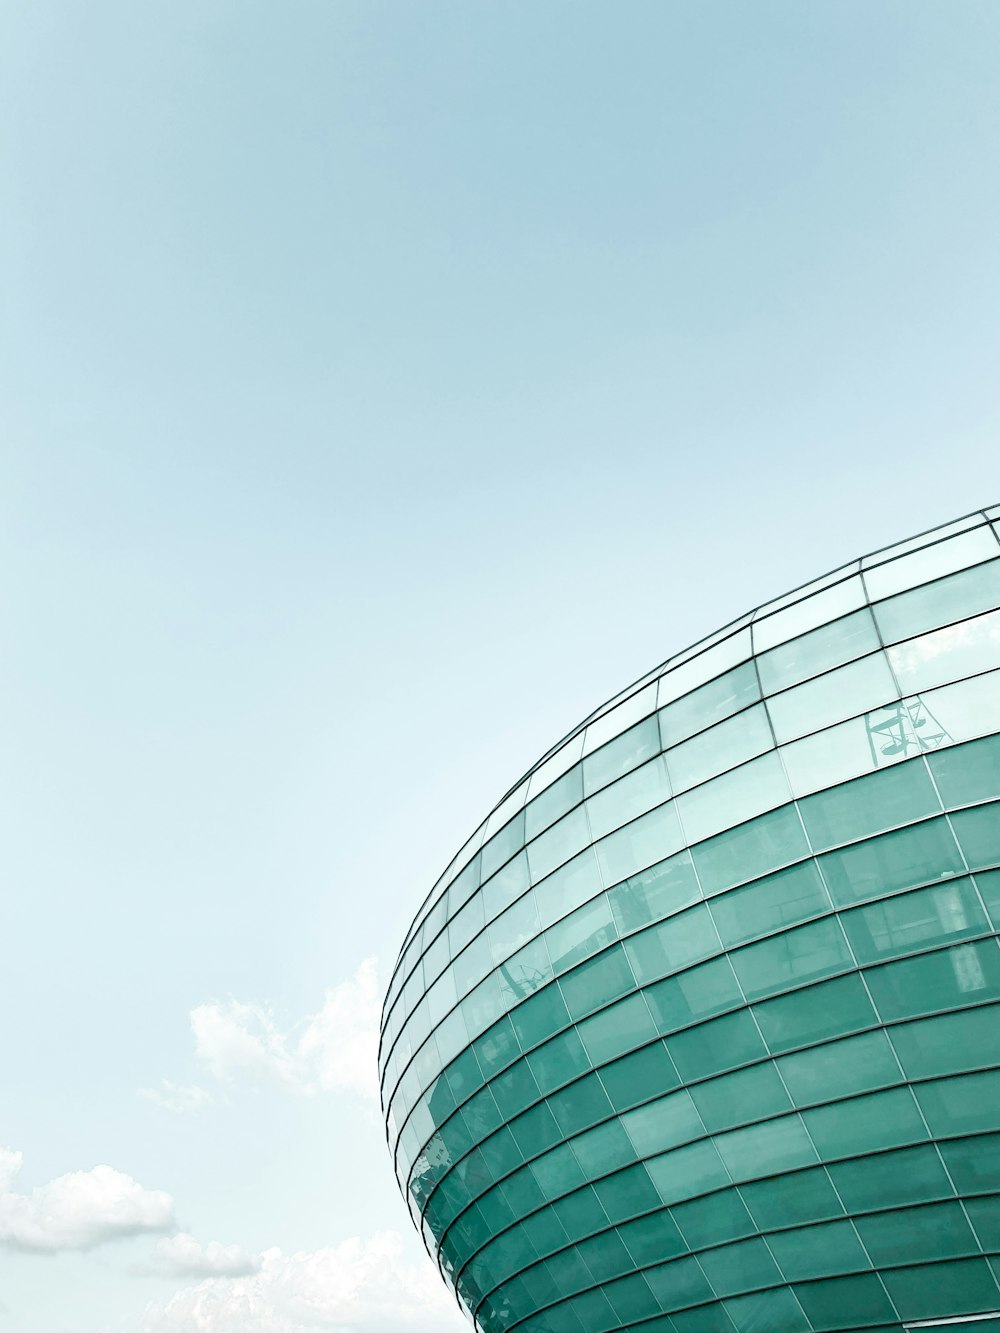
[889,996,1000,1078]
[665,703,773,794]
[605,1271,659,1324]
[777,1028,901,1105]
[482,850,531,922]
[890,606,1000,694]
[525,764,584,842]
[645,956,743,1034]
[592,1162,662,1224]
[547,1072,614,1137]
[978,868,1000,927]
[873,555,1000,644]
[766,650,897,745]
[951,801,1000,869]
[881,1257,1000,1321]
[560,944,636,1021]
[659,662,760,748]
[698,1237,781,1297]
[597,802,686,887]
[803,1086,927,1159]
[867,940,1000,1023]
[829,1143,954,1211]
[692,803,809,897]
[621,1088,703,1158]
[624,904,721,985]
[570,1118,636,1179]
[531,1142,588,1201]
[526,1028,591,1096]
[551,1184,609,1242]
[577,992,656,1066]
[724,1287,810,1333]
[758,608,881,694]
[617,1208,688,1266]
[690,1062,792,1134]
[499,935,554,1011]
[587,756,671,841]
[753,972,877,1054]
[676,752,791,845]
[730,915,852,1001]
[940,1132,1000,1194]
[710,861,830,949]
[533,849,604,936]
[667,1009,768,1083]
[546,894,616,975]
[643,1253,716,1310]
[528,805,591,884]
[473,1015,520,1081]
[576,1228,635,1283]
[967,1196,1000,1250]
[462,1084,507,1142]
[768,1219,869,1282]
[647,1139,731,1205]
[798,758,941,852]
[855,1200,980,1266]
[509,982,569,1052]
[584,716,662,798]
[500,1166,546,1218]
[915,1069,1000,1137]
[714,1114,817,1182]
[607,850,702,935]
[599,1041,680,1112]
[671,1188,756,1248]
[522,1202,568,1255]
[929,732,1000,806]
[491,1060,541,1120]
[841,876,987,963]
[792,1273,897,1330]
[819,814,965,906]
[481,810,525,882]
[740,1166,844,1229]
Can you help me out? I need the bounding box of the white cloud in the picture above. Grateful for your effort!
[138,1081,212,1114]
[0,1158,175,1253]
[189,958,380,1101]
[0,1150,22,1195]
[148,1232,260,1278]
[140,1232,466,1333]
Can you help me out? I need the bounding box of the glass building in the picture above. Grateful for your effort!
[379,506,1000,1333]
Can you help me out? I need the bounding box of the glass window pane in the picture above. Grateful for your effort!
[940,1131,1000,1195]
[875,554,1000,644]
[856,1200,978,1267]
[665,704,773,795]
[534,849,603,932]
[667,1010,767,1083]
[710,861,831,948]
[482,850,531,922]
[819,814,964,907]
[559,943,636,1021]
[730,916,852,1001]
[527,1027,591,1095]
[951,800,1000,869]
[646,1139,730,1205]
[528,806,591,884]
[583,717,661,798]
[677,752,792,846]
[645,955,743,1034]
[754,575,866,653]
[792,1273,897,1330]
[767,652,898,746]
[798,758,941,852]
[690,1062,792,1134]
[621,1087,703,1158]
[482,810,526,881]
[753,972,876,1054]
[608,850,702,935]
[741,1166,843,1230]
[577,992,656,1067]
[767,1219,870,1282]
[693,804,808,896]
[889,996,1000,1078]
[780,715,880,800]
[618,1207,688,1265]
[714,1114,816,1182]
[525,764,584,842]
[777,1029,901,1105]
[978,869,1000,929]
[929,732,1000,806]
[592,1162,663,1225]
[624,903,722,986]
[490,891,541,967]
[758,608,881,695]
[829,1143,954,1212]
[698,1236,781,1298]
[865,525,999,600]
[508,975,566,1050]
[599,1041,679,1113]
[867,940,1000,1024]
[888,607,1000,695]
[548,1072,614,1138]
[658,662,760,747]
[586,756,671,840]
[882,1256,1000,1322]
[724,1287,811,1333]
[672,1188,756,1249]
[546,894,616,975]
[804,1085,926,1159]
[596,802,685,886]
[841,876,987,964]
[915,1069,1000,1138]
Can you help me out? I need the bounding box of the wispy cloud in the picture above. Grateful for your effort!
[138,1081,212,1114]
[140,1231,464,1333]
[146,1232,260,1278]
[188,958,380,1101]
[0,1153,174,1253]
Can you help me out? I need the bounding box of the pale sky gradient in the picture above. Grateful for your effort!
[1,4,998,1331]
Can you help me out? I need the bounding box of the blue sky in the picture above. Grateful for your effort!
[0,3,998,1330]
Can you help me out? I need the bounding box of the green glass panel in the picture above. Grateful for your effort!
[509,1101,563,1160]
[643,1253,716,1310]
[588,756,672,841]
[522,1203,569,1256]
[803,1086,926,1159]
[482,810,525,881]
[967,1195,1000,1250]
[647,1139,731,1205]
[608,850,702,935]
[768,1218,869,1282]
[622,1088,703,1158]
[890,995,1000,1078]
[777,1028,901,1105]
[597,802,686,889]
[867,941,1000,1024]
[798,759,940,852]
[940,1132,1000,1194]
[605,1270,660,1324]
[698,1236,780,1297]
[916,1069,1000,1137]
[724,1287,810,1333]
[531,1141,588,1201]
[659,662,760,748]
[714,1114,817,1183]
[792,1273,896,1329]
[841,875,987,963]
[463,1084,507,1140]
[568,1286,619,1332]
[691,804,808,897]
[670,1303,736,1333]
[740,1165,844,1229]
[929,732,1000,806]
[819,814,965,907]
[584,716,662,798]
[560,944,636,1021]
[767,651,897,745]
[592,1163,663,1225]
[599,1040,680,1113]
[480,1124,523,1181]
[672,1188,756,1249]
[710,861,830,949]
[482,849,531,922]
[545,1243,595,1293]
[576,1227,635,1282]
[490,1060,540,1121]
[978,868,1000,928]
[645,956,743,1034]
[759,608,881,694]
[548,1072,614,1137]
[873,556,1000,644]
[533,848,604,934]
[546,894,616,975]
[667,1010,767,1083]
[881,1257,1000,1321]
[690,1062,792,1134]
[618,1208,688,1266]
[730,915,852,1001]
[508,981,569,1054]
[829,1143,954,1211]
[527,1027,590,1095]
[855,1200,979,1266]
[577,992,656,1066]
[677,752,791,845]
[665,703,773,794]
[624,904,721,986]
[571,1118,636,1179]
[753,972,877,1054]
[471,1016,519,1076]
[952,801,1000,869]
[500,1166,546,1218]
[529,805,591,884]
[525,763,584,841]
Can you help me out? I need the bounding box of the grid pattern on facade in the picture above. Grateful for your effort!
[380,506,1000,1333]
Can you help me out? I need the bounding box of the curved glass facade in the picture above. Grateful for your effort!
[380,506,1000,1333]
